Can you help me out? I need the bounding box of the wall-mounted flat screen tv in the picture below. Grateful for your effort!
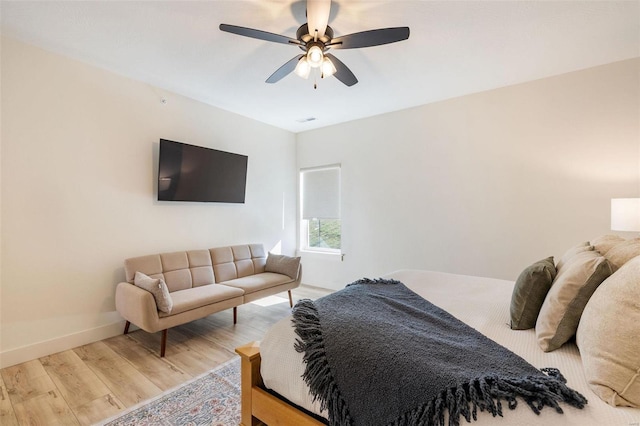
[157,139,248,203]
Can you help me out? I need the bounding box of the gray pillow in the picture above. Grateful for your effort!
[536,251,613,352]
[510,257,556,330]
[265,253,300,280]
[134,271,173,314]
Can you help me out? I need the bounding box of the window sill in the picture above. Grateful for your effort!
[298,249,343,261]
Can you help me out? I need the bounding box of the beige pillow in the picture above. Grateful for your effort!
[509,257,556,330]
[556,242,593,271]
[604,238,640,270]
[577,255,640,407]
[590,234,625,255]
[134,271,173,314]
[536,250,613,352]
[265,253,300,280]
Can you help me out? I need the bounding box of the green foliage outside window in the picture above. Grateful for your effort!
[308,219,341,250]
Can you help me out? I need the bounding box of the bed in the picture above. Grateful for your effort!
[235,269,640,426]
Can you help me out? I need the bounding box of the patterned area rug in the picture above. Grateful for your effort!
[95,357,240,426]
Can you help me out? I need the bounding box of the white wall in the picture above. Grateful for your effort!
[2,35,638,367]
[0,37,298,367]
[297,59,640,290]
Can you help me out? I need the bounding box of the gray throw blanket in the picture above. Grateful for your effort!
[292,278,587,426]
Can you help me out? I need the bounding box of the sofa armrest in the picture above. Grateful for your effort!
[115,282,161,333]
[295,263,303,286]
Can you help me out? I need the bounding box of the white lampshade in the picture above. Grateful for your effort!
[294,57,311,79]
[611,198,640,232]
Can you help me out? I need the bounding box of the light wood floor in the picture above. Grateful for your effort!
[0,285,332,426]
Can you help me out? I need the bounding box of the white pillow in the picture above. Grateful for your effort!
[134,271,173,314]
[604,238,640,270]
[590,234,625,255]
[556,241,592,271]
[536,250,612,352]
[577,255,640,407]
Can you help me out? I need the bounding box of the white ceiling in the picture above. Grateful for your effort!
[1,1,639,133]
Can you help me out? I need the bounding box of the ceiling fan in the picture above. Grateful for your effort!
[219,0,410,87]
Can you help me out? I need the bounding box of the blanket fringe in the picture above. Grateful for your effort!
[293,292,587,426]
[392,369,587,426]
[293,299,354,426]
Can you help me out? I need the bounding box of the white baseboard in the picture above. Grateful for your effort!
[0,321,130,369]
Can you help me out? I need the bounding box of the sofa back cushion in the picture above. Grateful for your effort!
[187,250,216,288]
[211,244,266,283]
[160,252,192,291]
[124,249,215,292]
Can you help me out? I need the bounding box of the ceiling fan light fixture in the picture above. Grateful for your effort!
[294,57,311,79]
[321,57,336,77]
[219,0,410,88]
[307,45,324,68]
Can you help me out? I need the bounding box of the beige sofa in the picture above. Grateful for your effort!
[115,243,301,356]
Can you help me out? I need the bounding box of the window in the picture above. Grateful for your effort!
[300,166,341,252]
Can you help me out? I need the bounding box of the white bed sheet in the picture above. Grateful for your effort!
[260,269,640,425]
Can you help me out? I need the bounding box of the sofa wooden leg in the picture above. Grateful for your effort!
[124,321,130,335]
[233,306,238,325]
[160,329,168,357]
[288,290,293,308]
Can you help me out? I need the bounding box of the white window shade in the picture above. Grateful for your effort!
[302,167,340,220]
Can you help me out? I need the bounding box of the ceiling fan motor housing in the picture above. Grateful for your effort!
[296,24,334,46]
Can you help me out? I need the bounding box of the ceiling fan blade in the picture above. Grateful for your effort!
[328,27,410,49]
[325,53,357,87]
[219,24,301,46]
[266,55,305,83]
[306,0,332,38]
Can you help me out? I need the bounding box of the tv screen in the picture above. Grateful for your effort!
[157,139,248,203]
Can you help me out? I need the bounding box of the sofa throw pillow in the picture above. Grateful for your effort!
[590,234,625,256]
[603,238,640,271]
[535,250,613,352]
[134,271,173,314]
[509,257,556,330]
[265,253,300,280]
[577,255,640,407]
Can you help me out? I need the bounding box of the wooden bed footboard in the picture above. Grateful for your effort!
[235,342,325,426]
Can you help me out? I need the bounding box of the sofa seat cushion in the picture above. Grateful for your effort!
[221,272,293,293]
[161,284,244,317]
